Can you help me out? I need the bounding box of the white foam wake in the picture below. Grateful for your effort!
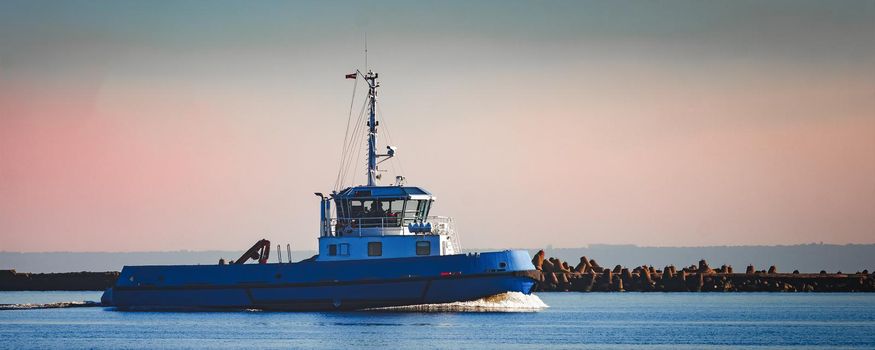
[0,301,101,310]
[365,292,548,312]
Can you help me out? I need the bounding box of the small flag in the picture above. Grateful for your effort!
[345,73,356,79]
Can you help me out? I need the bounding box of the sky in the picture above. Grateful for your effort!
[1,0,873,252]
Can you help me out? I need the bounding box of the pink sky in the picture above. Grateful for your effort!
[1,1,874,252]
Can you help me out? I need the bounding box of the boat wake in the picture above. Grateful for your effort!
[365,292,548,313]
[0,301,101,310]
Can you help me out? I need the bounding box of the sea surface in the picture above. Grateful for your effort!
[1,291,874,349]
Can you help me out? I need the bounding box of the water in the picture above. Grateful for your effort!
[1,291,874,349]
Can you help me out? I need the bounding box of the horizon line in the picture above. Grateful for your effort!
[3,242,874,254]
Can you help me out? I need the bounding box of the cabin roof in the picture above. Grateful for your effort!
[334,186,434,200]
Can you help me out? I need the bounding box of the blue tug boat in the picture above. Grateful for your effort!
[101,70,539,310]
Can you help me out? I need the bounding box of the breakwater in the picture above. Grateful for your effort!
[532,251,874,292]
[0,270,118,291]
[3,254,874,292]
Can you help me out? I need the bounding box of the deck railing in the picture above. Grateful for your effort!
[427,216,462,254]
[322,216,462,250]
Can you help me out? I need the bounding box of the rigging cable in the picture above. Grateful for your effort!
[334,77,359,191]
[351,113,369,186]
[340,91,367,189]
[349,99,370,185]
[339,98,369,188]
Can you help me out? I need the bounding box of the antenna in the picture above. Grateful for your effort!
[364,33,369,71]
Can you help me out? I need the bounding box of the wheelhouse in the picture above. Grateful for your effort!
[333,186,433,235]
[316,185,460,261]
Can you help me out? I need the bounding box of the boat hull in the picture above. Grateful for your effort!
[103,250,538,310]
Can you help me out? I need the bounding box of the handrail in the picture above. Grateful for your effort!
[320,215,462,254]
[325,216,454,233]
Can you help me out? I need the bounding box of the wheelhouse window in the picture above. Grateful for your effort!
[328,244,337,256]
[401,200,420,225]
[368,242,382,256]
[386,200,404,226]
[335,198,432,230]
[349,200,366,218]
[416,241,431,256]
[343,200,400,228]
[403,200,421,219]
[335,195,432,232]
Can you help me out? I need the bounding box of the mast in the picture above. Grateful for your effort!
[365,70,379,186]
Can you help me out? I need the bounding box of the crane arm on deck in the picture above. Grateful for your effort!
[235,239,271,264]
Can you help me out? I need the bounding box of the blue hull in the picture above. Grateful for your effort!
[103,250,538,310]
